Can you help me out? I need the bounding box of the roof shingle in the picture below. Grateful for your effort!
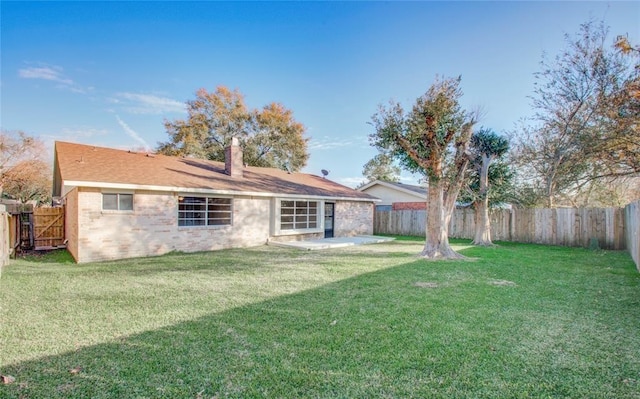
[54,141,376,201]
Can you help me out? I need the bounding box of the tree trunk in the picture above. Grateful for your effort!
[419,124,473,259]
[472,201,492,245]
[545,174,555,208]
[420,176,464,259]
[472,154,493,245]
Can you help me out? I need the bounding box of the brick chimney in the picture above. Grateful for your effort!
[225,137,244,178]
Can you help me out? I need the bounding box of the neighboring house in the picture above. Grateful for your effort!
[53,140,378,263]
[357,180,426,210]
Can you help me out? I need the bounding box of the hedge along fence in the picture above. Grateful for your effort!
[625,200,640,271]
[374,207,628,250]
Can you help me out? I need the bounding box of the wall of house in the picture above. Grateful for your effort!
[335,201,373,236]
[65,188,80,262]
[361,185,424,206]
[73,188,271,263]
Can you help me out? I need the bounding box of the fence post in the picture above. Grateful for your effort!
[373,206,632,253]
[0,205,9,267]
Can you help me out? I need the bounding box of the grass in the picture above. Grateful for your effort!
[1,237,639,398]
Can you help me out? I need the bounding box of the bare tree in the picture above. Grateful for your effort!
[511,20,639,207]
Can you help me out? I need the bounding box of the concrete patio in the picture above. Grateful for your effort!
[269,235,395,250]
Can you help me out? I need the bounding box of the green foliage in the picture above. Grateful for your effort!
[369,77,477,257]
[460,128,515,207]
[369,76,470,180]
[1,241,639,398]
[19,249,75,263]
[470,128,508,159]
[244,102,309,171]
[157,86,309,172]
[361,153,401,183]
[461,160,516,206]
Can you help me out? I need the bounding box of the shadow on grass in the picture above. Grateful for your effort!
[2,243,639,398]
[15,249,76,264]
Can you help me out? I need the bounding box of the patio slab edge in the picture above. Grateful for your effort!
[269,235,395,250]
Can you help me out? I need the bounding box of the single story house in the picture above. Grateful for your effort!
[53,140,378,263]
[357,180,427,210]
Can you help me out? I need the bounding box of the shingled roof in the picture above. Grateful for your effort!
[53,141,377,201]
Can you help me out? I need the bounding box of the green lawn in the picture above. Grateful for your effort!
[1,238,639,398]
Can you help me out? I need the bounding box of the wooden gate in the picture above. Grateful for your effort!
[33,207,65,250]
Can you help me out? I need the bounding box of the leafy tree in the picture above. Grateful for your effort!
[467,129,509,246]
[615,35,640,55]
[158,86,309,172]
[361,153,401,183]
[1,131,43,175]
[511,20,639,207]
[370,76,476,259]
[245,102,309,171]
[2,160,52,204]
[0,130,51,204]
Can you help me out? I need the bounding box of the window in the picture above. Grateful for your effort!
[280,200,318,230]
[102,193,133,211]
[178,196,232,227]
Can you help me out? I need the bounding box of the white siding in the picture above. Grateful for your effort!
[360,185,424,206]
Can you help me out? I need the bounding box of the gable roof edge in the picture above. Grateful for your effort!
[61,180,379,202]
[357,180,426,199]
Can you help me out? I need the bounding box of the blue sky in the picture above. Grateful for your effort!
[1,1,638,187]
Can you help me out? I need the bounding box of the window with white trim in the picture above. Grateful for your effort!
[102,193,133,211]
[178,196,232,227]
[280,200,318,230]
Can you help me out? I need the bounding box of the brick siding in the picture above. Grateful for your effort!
[69,189,374,263]
[72,189,270,263]
[392,202,426,210]
[335,201,374,236]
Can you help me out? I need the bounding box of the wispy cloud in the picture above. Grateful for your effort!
[38,127,108,147]
[115,115,151,151]
[113,92,186,115]
[18,64,89,93]
[308,136,357,151]
[19,66,73,85]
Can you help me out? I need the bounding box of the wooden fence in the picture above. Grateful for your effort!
[0,205,9,267]
[374,207,628,250]
[625,200,640,271]
[32,207,65,249]
[4,206,66,253]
